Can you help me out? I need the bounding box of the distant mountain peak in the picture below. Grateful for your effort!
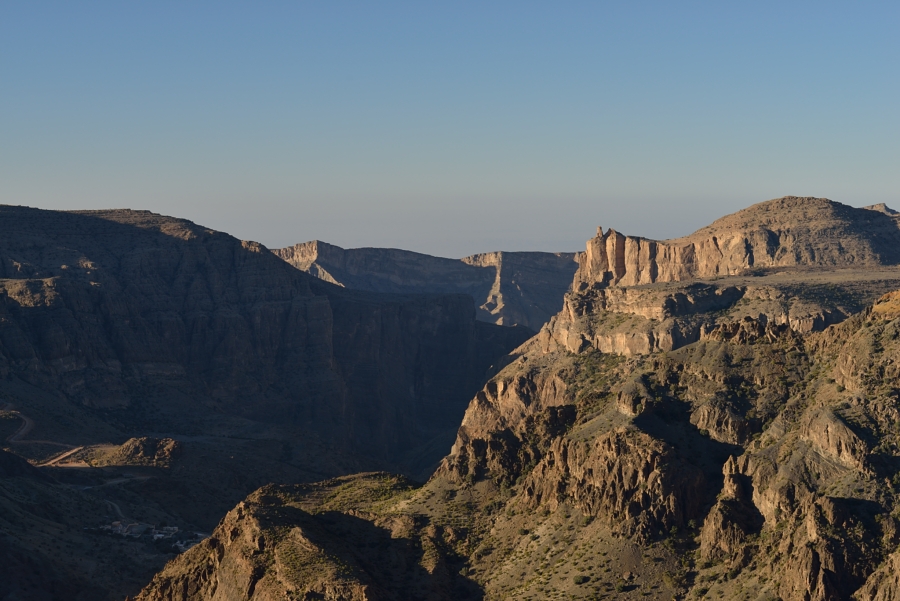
[864,202,899,215]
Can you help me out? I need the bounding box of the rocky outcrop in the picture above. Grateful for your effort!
[542,273,900,356]
[800,409,869,471]
[699,456,763,561]
[575,197,900,288]
[540,282,859,357]
[872,289,900,319]
[855,550,900,601]
[521,428,707,540]
[136,476,477,601]
[92,437,182,468]
[273,240,579,330]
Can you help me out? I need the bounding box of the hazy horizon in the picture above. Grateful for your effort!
[2,2,897,257]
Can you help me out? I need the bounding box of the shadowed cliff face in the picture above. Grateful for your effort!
[273,240,579,330]
[0,206,530,474]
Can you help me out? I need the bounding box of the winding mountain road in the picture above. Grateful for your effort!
[2,402,146,527]
[105,500,126,520]
[2,402,83,464]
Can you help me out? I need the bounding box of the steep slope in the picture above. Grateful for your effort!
[137,198,900,601]
[140,288,900,600]
[0,205,533,600]
[0,206,528,475]
[273,240,579,330]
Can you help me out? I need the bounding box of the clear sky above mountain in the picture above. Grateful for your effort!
[2,2,897,258]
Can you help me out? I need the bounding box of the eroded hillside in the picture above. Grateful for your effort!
[137,198,900,600]
[138,288,900,601]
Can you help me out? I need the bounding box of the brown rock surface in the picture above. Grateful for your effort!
[136,475,479,601]
[520,428,707,540]
[855,550,900,600]
[89,437,183,468]
[575,197,900,288]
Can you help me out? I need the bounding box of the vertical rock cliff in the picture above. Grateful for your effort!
[575,197,900,289]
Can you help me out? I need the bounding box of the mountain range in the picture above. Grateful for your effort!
[4,196,900,600]
[273,240,579,331]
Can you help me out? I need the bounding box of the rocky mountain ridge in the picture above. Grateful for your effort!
[0,206,529,474]
[546,197,900,356]
[575,196,900,289]
[274,240,579,330]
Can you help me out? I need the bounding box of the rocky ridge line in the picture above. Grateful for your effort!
[274,240,579,330]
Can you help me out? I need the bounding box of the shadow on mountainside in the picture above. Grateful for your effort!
[633,398,743,510]
[0,206,527,600]
[0,205,529,474]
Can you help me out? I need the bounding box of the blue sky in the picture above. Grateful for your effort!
[2,2,898,257]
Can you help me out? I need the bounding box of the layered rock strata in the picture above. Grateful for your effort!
[575,197,900,288]
[274,240,579,330]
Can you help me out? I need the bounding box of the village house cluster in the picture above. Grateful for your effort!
[96,521,205,553]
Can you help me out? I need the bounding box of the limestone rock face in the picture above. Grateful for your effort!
[864,203,899,215]
[520,428,707,539]
[800,408,869,471]
[539,277,887,357]
[855,550,900,601]
[575,197,900,288]
[274,240,579,330]
[0,206,530,474]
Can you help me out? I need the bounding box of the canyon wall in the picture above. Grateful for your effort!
[0,206,530,474]
[274,240,579,330]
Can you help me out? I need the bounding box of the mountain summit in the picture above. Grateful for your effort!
[577,196,900,288]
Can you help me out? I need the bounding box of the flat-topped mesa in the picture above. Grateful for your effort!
[575,197,900,289]
[575,226,738,288]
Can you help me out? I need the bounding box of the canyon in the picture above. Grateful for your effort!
[7,196,900,600]
[0,205,528,599]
